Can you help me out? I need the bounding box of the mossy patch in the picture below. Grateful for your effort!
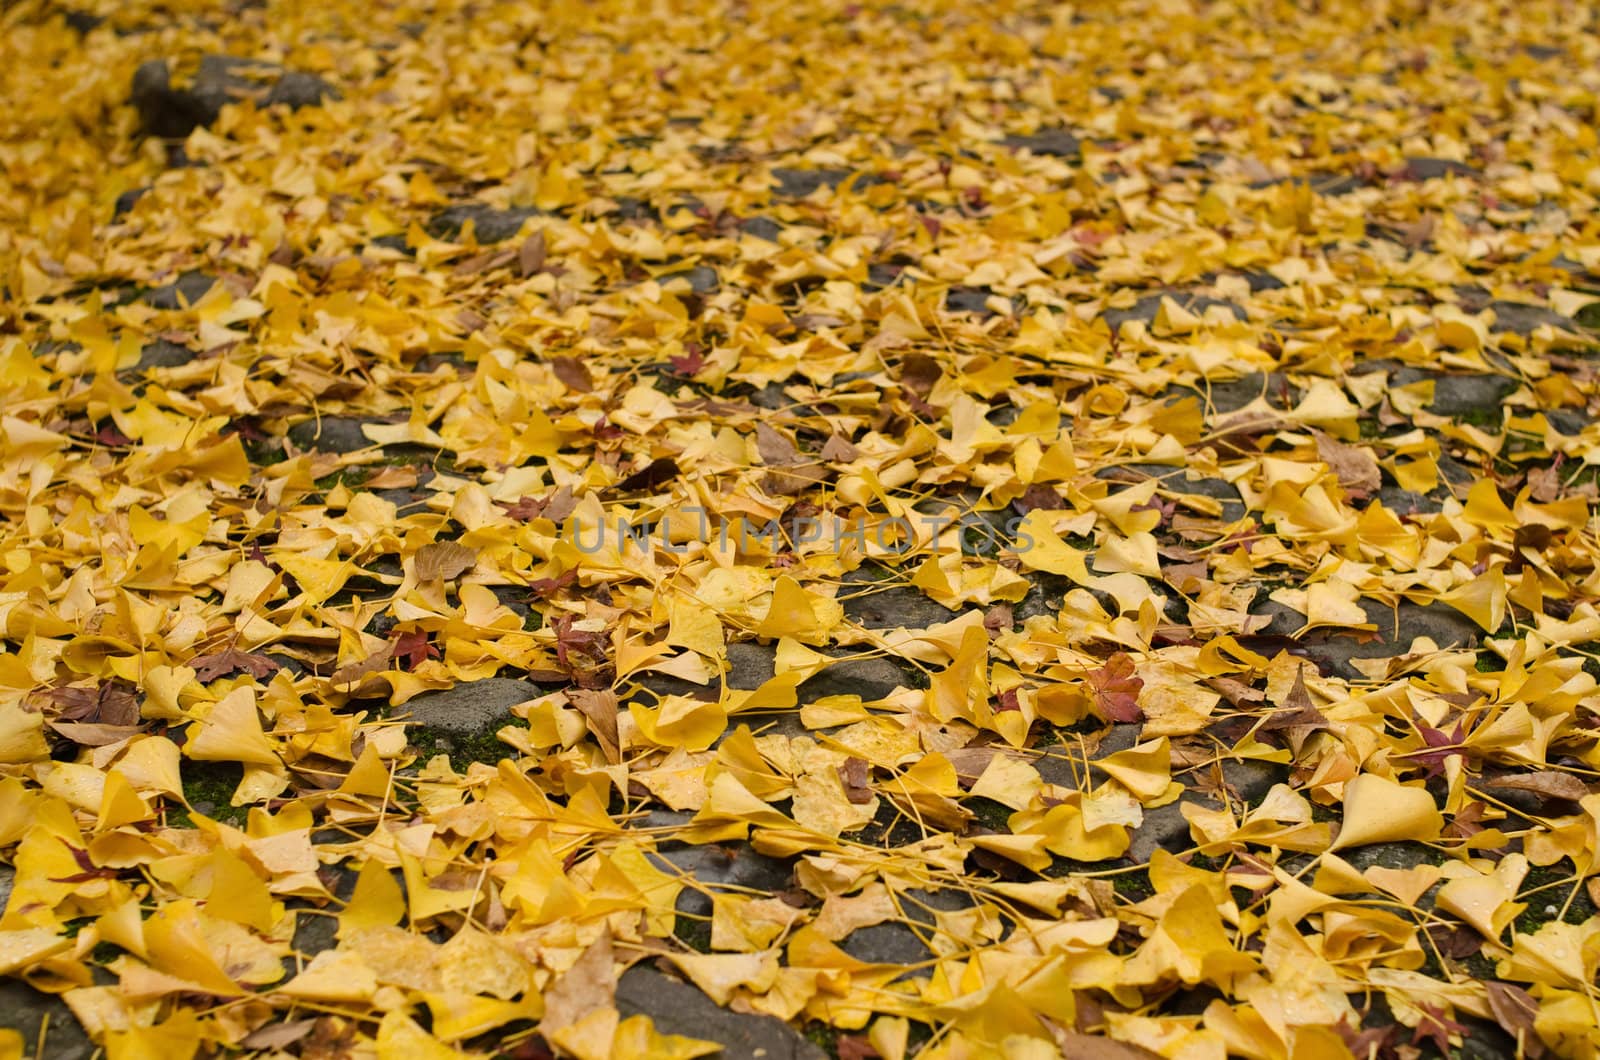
[408,724,515,768]
[173,761,247,828]
[673,912,713,954]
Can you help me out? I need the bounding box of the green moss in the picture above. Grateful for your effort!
[314,467,370,491]
[175,762,247,828]
[1455,406,1502,430]
[1111,868,1155,902]
[241,438,287,467]
[802,1021,840,1058]
[966,796,1013,832]
[408,725,515,768]
[672,913,713,954]
[1514,861,1597,935]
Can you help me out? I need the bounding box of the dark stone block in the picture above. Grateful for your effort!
[113,186,150,217]
[1402,157,1478,180]
[841,585,962,630]
[740,216,783,242]
[133,339,197,370]
[401,678,544,736]
[999,128,1080,159]
[132,55,337,138]
[661,265,718,293]
[1102,292,1244,332]
[425,204,542,243]
[771,167,851,198]
[618,967,826,1060]
[287,416,378,453]
[143,270,216,309]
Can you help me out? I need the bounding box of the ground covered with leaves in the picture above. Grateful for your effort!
[4,0,1600,1057]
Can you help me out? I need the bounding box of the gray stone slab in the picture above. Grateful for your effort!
[740,216,783,242]
[133,339,196,370]
[1247,595,1482,678]
[1102,293,1244,333]
[1402,157,1479,181]
[1489,300,1572,336]
[113,186,149,217]
[647,844,793,918]
[799,655,914,702]
[1034,723,1143,790]
[618,966,826,1060]
[132,55,338,138]
[726,642,776,690]
[426,204,542,243]
[838,921,933,966]
[770,167,851,198]
[142,270,216,309]
[1422,373,1518,417]
[0,980,95,1060]
[1374,487,1445,516]
[841,585,962,630]
[286,415,378,453]
[999,128,1080,158]
[661,265,718,293]
[946,285,1009,316]
[1247,172,1363,196]
[1220,757,1284,803]
[1125,798,1201,863]
[400,678,543,735]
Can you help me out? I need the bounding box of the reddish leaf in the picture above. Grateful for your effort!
[189,647,281,682]
[528,570,578,600]
[1411,1003,1469,1056]
[669,342,706,376]
[518,230,547,277]
[552,615,609,674]
[549,356,593,393]
[1086,653,1144,723]
[837,1035,881,1060]
[839,757,873,804]
[49,839,117,883]
[497,486,577,524]
[1403,718,1467,779]
[95,424,131,447]
[1258,663,1329,755]
[616,457,680,492]
[392,630,439,670]
[1485,982,1546,1058]
[39,682,139,726]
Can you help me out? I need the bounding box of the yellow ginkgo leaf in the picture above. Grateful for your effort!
[1329,775,1443,851]
[185,687,279,767]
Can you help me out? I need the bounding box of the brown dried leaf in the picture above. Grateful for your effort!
[839,757,874,803]
[518,230,547,276]
[1085,653,1144,723]
[1314,431,1381,495]
[541,928,614,1034]
[1483,771,1590,804]
[189,647,282,682]
[1484,982,1545,1058]
[1048,1033,1163,1060]
[819,433,859,462]
[415,541,477,581]
[755,422,802,465]
[549,356,593,393]
[567,688,620,764]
